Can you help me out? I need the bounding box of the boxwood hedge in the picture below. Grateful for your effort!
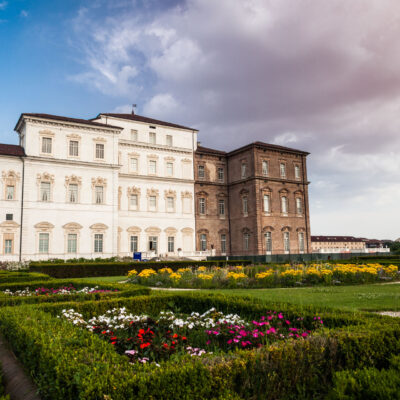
[0,293,399,399]
[0,279,150,306]
[0,271,50,284]
[29,260,251,278]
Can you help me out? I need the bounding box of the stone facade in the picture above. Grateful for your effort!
[195,142,311,256]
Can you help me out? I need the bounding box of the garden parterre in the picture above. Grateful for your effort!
[127,262,399,289]
[0,292,399,399]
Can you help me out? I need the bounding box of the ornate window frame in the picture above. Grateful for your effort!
[2,170,20,201]
[65,175,82,204]
[36,172,55,202]
[66,134,81,159]
[164,157,175,177]
[127,226,141,253]
[127,186,141,211]
[34,221,54,255]
[39,130,55,157]
[164,190,176,213]
[165,227,177,253]
[128,152,140,174]
[279,189,289,216]
[92,177,107,205]
[196,190,208,216]
[197,228,209,251]
[240,189,249,217]
[262,226,274,254]
[93,137,107,161]
[0,220,20,255]
[147,154,159,176]
[147,188,159,212]
[294,190,303,216]
[261,186,272,215]
[62,222,82,254]
[90,223,108,254]
[181,191,193,214]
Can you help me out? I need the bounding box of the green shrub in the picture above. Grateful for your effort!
[0,279,150,306]
[330,355,400,399]
[0,270,50,284]
[29,260,250,278]
[0,293,399,399]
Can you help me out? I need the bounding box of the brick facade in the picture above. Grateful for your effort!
[195,142,311,255]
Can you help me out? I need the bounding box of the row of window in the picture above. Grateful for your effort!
[196,161,302,182]
[129,129,174,147]
[128,158,188,177]
[198,231,305,253]
[197,194,304,216]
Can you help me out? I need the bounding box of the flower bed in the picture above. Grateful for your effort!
[126,263,400,288]
[60,306,323,364]
[0,279,150,306]
[0,293,399,399]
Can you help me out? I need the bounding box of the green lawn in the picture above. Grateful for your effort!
[73,276,127,284]
[200,283,400,311]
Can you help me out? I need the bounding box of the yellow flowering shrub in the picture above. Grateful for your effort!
[198,273,213,280]
[235,265,243,270]
[138,269,157,278]
[198,266,207,272]
[280,270,303,279]
[177,268,191,273]
[159,267,173,274]
[169,272,182,280]
[255,270,274,279]
[226,272,247,280]
[127,269,138,277]
[383,265,398,277]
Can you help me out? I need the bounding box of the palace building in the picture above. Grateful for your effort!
[0,112,311,261]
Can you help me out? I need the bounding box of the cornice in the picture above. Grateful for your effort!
[25,156,120,169]
[118,173,194,184]
[119,140,193,155]
[24,117,121,135]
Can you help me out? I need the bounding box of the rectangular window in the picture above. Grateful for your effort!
[130,235,138,253]
[296,198,302,214]
[265,232,272,252]
[130,158,138,173]
[41,137,52,154]
[5,214,13,221]
[220,234,226,253]
[284,232,290,252]
[168,236,175,252]
[40,182,50,202]
[67,234,77,253]
[6,185,14,200]
[149,132,156,144]
[295,165,301,179]
[68,184,78,203]
[280,163,286,178]
[218,168,224,182]
[262,161,268,176]
[4,239,12,254]
[149,160,157,174]
[166,135,173,147]
[149,236,158,252]
[298,232,305,252]
[242,196,248,215]
[198,165,205,179]
[96,143,105,159]
[69,141,79,157]
[200,234,207,251]
[166,162,173,176]
[281,196,288,214]
[149,195,157,211]
[94,233,103,253]
[131,129,138,141]
[263,194,270,213]
[130,194,138,210]
[241,163,247,178]
[243,233,250,250]
[199,198,206,215]
[95,186,104,204]
[218,199,225,216]
[39,233,49,253]
[167,197,174,212]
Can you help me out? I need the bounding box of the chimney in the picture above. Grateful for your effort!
[132,104,137,115]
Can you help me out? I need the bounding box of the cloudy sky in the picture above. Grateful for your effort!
[1,0,399,239]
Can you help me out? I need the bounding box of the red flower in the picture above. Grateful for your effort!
[162,343,169,348]
[182,336,187,341]
[140,342,151,349]
[138,329,145,335]
[172,333,178,339]
[111,341,117,345]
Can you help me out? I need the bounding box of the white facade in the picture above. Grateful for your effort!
[0,113,198,261]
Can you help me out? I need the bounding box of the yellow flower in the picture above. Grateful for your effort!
[127,269,138,277]
[198,266,207,272]
[226,271,247,280]
[235,265,243,270]
[255,271,274,279]
[177,267,191,273]
[198,273,213,280]
[138,268,157,278]
[159,267,173,274]
[169,272,182,280]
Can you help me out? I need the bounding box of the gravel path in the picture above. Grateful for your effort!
[378,311,400,317]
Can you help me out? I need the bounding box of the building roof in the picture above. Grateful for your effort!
[0,143,25,157]
[15,113,122,131]
[196,141,309,157]
[311,236,364,243]
[196,145,227,156]
[93,113,198,131]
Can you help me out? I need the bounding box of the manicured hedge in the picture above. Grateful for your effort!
[330,355,400,399]
[0,270,50,284]
[29,260,251,278]
[0,293,399,399]
[0,279,150,306]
